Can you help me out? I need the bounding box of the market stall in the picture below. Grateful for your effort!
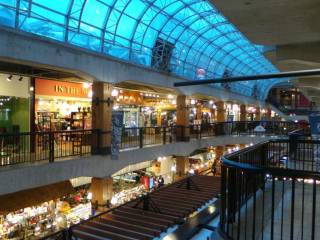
[0,181,92,239]
[111,170,157,207]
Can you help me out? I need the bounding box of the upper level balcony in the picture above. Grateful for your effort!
[35,125,320,240]
[0,121,305,168]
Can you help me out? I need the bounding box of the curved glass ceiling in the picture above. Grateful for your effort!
[0,0,284,99]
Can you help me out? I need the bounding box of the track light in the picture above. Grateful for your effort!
[18,76,23,81]
[6,75,12,82]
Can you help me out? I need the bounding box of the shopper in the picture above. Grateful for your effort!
[157,175,164,188]
[211,164,217,175]
[92,200,98,216]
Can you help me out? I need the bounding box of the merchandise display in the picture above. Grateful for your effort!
[0,190,92,239]
[110,185,147,207]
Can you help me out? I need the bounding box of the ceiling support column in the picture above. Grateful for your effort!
[176,95,190,141]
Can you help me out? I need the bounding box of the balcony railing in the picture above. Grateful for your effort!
[0,121,306,167]
[220,136,320,240]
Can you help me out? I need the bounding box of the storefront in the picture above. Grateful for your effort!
[226,103,240,121]
[189,99,216,124]
[111,169,156,207]
[188,144,245,175]
[34,79,92,131]
[114,89,177,127]
[0,74,31,133]
[0,181,92,239]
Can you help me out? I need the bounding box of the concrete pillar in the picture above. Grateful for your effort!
[214,146,224,175]
[210,108,216,122]
[255,107,261,121]
[196,103,202,121]
[152,160,161,175]
[92,82,113,154]
[175,156,188,180]
[176,95,190,141]
[156,110,162,126]
[240,104,246,121]
[266,108,272,121]
[159,156,175,184]
[215,101,226,122]
[90,177,113,207]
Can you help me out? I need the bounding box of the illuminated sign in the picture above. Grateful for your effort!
[35,79,91,98]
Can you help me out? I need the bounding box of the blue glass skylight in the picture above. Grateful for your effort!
[0,0,284,99]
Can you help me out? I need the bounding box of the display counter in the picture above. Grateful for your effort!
[111,185,146,207]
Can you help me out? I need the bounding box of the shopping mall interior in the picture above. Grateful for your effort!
[0,1,319,239]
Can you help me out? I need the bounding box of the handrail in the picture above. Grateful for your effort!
[221,157,320,180]
[0,120,305,135]
[220,137,320,239]
[0,120,309,167]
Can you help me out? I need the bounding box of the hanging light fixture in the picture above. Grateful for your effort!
[6,75,12,82]
[111,89,119,97]
[18,76,23,81]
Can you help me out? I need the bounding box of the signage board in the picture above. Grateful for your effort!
[35,78,91,98]
[309,114,320,135]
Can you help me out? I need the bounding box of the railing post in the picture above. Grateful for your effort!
[176,125,190,142]
[289,133,300,161]
[67,228,73,240]
[162,127,166,145]
[220,165,227,232]
[139,128,143,148]
[91,129,101,155]
[97,129,102,154]
[49,132,54,163]
[261,143,268,167]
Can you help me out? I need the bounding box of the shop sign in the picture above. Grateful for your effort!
[35,79,91,98]
[111,111,124,160]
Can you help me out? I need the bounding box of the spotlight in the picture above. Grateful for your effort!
[18,76,23,81]
[6,75,12,82]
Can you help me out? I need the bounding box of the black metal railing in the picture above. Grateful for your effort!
[220,137,320,240]
[120,126,175,149]
[0,130,97,166]
[267,98,318,116]
[0,121,308,167]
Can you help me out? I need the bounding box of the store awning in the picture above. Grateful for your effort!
[0,180,75,214]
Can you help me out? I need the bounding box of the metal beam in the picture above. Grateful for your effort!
[174,69,320,87]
